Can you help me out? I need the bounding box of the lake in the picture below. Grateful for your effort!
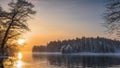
[7,52,120,68]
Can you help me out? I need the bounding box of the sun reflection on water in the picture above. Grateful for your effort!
[15,60,24,68]
[18,52,22,60]
[14,52,24,68]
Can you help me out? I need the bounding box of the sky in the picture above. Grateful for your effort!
[0,0,111,51]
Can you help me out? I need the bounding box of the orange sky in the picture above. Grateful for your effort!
[20,0,109,52]
[0,0,115,52]
[22,30,106,51]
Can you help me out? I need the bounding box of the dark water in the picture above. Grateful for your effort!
[32,53,120,68]
[6,52,120,68]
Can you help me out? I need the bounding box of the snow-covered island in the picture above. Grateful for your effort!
[32,36,120,54]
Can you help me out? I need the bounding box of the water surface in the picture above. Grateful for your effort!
[8,52,120,68]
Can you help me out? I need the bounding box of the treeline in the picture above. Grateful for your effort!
[32,36,120,53]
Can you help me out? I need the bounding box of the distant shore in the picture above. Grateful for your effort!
[32,52,120,56]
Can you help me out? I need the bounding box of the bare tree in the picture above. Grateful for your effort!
[0,0,36,67]
[104,0,120,35]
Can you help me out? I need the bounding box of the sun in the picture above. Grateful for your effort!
[18,39,25,45]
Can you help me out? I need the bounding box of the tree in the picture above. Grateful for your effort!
[104,0,120,36]
[0,0,35,67]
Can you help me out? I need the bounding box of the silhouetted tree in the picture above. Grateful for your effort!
[104,0,120,35]
[0,0,35,67]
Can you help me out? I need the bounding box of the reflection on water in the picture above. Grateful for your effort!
[32,54,120,68]
[14,52,24,68]
[15,60,24,68]
[4,52,25,68]
[5,52,120,68]
[18,52,22,60]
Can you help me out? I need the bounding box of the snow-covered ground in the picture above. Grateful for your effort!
[33,52,61,55]
[33,52,120,56]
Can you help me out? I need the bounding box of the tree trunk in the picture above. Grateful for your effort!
[0,16,14,68]
[0,49,4,68]
[1,13,16,51]
[0,59,4,68]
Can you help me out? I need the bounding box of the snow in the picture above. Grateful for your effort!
[33,52,62,55]
[0,56,8,58]
[33,52,120,56]
[115,48,120,53]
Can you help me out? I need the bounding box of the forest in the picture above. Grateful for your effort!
[32,36,120,53]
